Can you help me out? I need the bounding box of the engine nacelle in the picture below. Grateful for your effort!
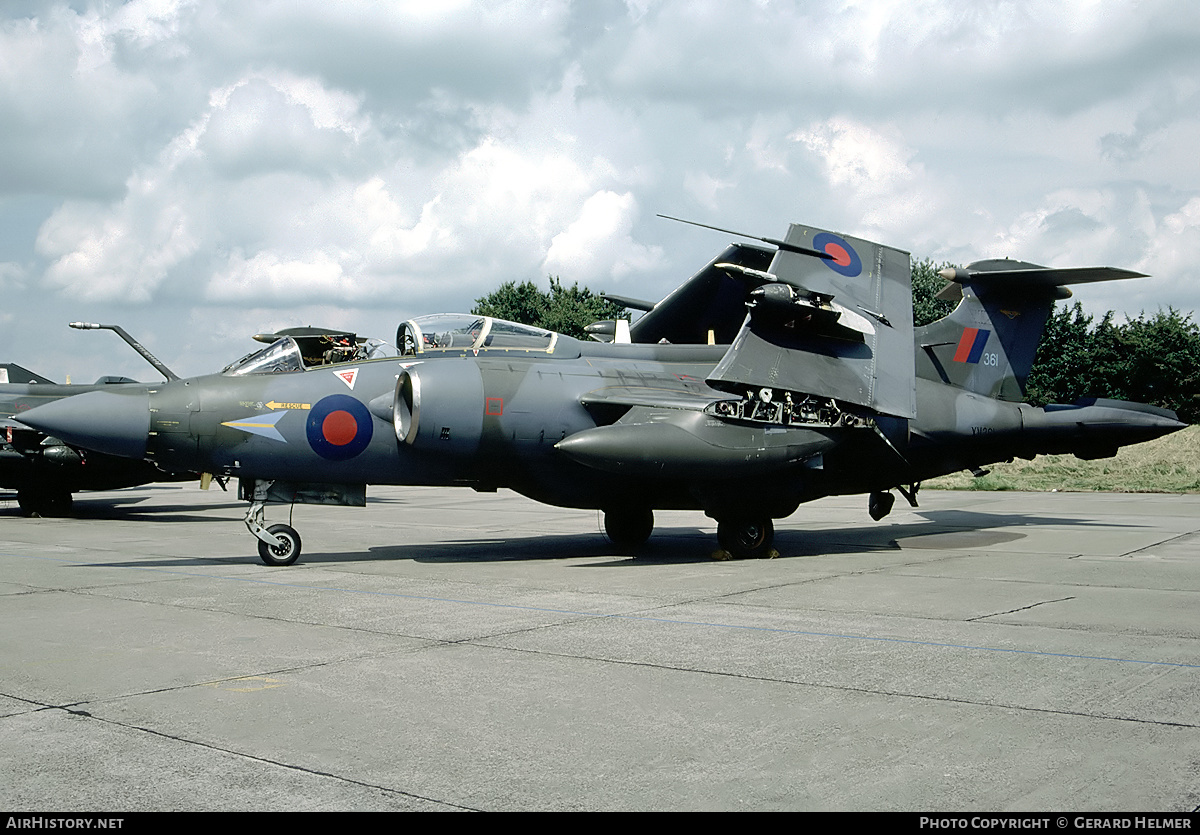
[394,361,484,456]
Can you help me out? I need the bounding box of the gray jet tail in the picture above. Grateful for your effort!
[915,261,1148,401]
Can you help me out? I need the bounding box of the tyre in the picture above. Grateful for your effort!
[717,517,775,559]
[16,487,73,518]
[257,523,302,566]
[603,508,654,549]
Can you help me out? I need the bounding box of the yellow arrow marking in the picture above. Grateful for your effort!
[266,401,311,410]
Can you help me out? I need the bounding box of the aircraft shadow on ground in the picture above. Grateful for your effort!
[315,506,1143,566]
[0,495,246,523]
[785,508,1150,557]
[362,530,717,566]
[58,505,1149,570]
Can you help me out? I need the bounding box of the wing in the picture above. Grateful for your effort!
[558,223,915,482]
[706,224,916,419]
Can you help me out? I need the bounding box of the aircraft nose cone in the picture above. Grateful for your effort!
[17,389,150,460]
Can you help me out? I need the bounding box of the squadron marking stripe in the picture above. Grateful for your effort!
[953,328,991,363]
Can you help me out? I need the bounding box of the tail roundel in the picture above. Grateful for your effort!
[915,260,1147,401]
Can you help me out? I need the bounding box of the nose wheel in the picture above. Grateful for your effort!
[257,523,302,567]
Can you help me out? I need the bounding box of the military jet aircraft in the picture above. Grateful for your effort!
[1,324,193,516]
[19,222,1186,564]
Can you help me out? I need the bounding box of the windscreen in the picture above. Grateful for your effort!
[397,315,555,355]
[223,338,305,375]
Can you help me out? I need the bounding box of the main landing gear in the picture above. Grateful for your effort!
[17,486,73,517]
[716,517,776,560]
[602,506,779,559]
[603,508,654,550]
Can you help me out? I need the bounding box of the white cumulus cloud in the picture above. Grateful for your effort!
[543,190,663,282]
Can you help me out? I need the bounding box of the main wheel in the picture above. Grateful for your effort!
[717,517,775,559]
[16,489,37,517]
[17,487,73,518]
[46,490,73,517]
[603,508,654,549]
[258,523,302,566]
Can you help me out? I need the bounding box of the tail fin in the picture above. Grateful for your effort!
[1,364,55,385]
[916,260,1146,400]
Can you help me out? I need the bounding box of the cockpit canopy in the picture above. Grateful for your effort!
[396,315,557,356]
[223,333,395,376]
[222,316,555,375]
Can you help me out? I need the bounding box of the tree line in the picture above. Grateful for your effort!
[475,263,1199,423]
[472,277,627,341]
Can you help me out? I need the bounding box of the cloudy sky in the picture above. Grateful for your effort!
[3,0,1199,382]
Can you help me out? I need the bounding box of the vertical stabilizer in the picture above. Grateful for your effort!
[916,260,1147,400]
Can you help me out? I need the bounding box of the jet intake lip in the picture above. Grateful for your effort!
[17,389,150,460]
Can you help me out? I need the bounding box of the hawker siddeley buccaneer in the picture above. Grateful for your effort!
[1,323,196,516]
[18,221,1185,565]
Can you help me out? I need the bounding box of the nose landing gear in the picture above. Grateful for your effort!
[244,480,302,566]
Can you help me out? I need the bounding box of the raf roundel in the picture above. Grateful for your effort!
[813,232,863,278]
[306,394,374,461]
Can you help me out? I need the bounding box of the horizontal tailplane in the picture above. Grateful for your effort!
[917,260,1148,400]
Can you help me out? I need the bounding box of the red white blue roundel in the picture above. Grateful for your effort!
[306,394,373,461]
[813,232,862,278]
